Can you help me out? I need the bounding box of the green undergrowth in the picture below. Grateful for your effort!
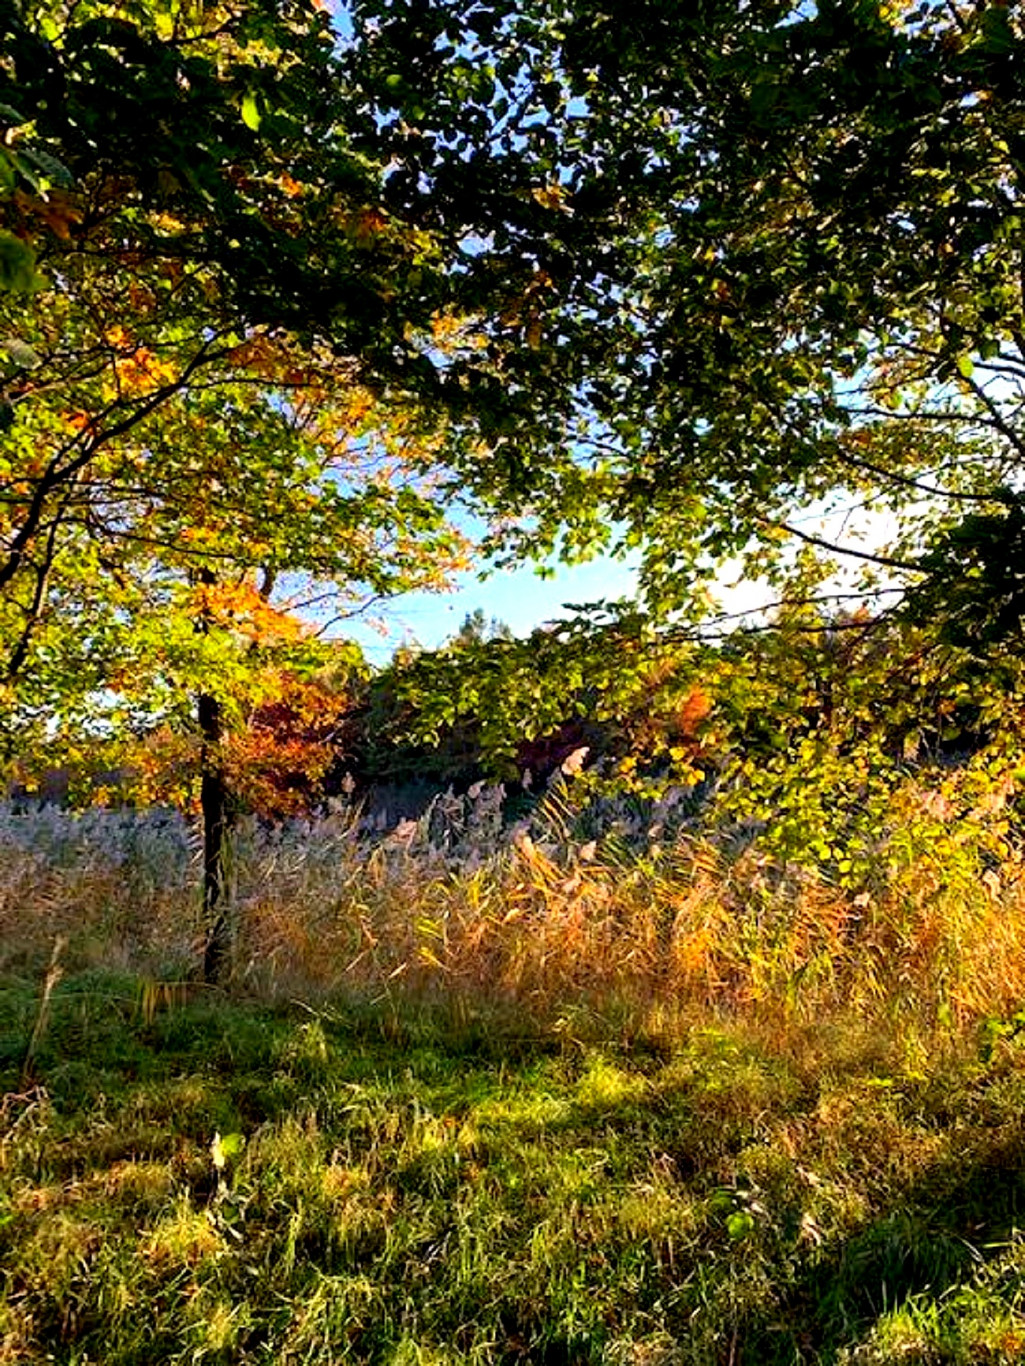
[2,974,1025,1364]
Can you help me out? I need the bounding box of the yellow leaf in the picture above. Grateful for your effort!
[531,183,572,213]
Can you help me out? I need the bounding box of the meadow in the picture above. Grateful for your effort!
[3,789,1025,1364]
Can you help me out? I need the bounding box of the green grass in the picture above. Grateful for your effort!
[3,974,1025,1364]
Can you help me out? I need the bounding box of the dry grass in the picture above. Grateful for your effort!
[2,784,1024,1040]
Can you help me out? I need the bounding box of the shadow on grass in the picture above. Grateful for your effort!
[0,970,564,1159]
[3,973,1025,1365]
[746,1120,1025,1365]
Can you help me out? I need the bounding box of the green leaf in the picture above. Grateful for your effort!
[956,355,974,379]
[0,231,37,292]
[978,7,1014,54]
[211,1131,245,1170]
[19,146,74,191]
[726,1211,755,1241]
[241,92,262,132]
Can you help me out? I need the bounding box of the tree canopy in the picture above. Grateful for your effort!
[348,0,1025,632]
[340,0,1025,885]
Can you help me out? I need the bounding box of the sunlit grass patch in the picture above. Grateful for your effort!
[471,1086,574,1135]
[602,1169,700,1247]
[183,1289,256,1358]
[140,1195,223,1269]
[841,1264,1025,1365]
[11,1206,102,1283]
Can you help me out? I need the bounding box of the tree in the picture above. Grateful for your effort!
[0,0,480,978]
[350,0,1025,630]
[2,316,470,978]
[343,0,1025,877]
[449,609,513,648]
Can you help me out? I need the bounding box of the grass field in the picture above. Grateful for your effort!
[3,801,1025,1363]
[4,978,1025,1363]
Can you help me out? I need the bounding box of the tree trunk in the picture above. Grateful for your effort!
[199,686,232,984]
[195,563,233,985]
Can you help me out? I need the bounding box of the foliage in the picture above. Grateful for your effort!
[531,0,1025,631]
[376,607,709,781]
[352,0,1025,764]
[372,596,1025,885]
[0,0,480,730]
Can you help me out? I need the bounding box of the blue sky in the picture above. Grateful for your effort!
[336,494,897,665]
[342,551,641,663]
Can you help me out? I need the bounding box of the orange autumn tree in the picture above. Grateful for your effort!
[60,334,468,981]
[111,587,367,822]
[226,667,362,820]
[0,0,481,984]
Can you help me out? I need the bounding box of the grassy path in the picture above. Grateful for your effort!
[2,975,1025,1364]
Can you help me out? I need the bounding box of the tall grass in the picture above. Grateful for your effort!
[2,781,1023,1038]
